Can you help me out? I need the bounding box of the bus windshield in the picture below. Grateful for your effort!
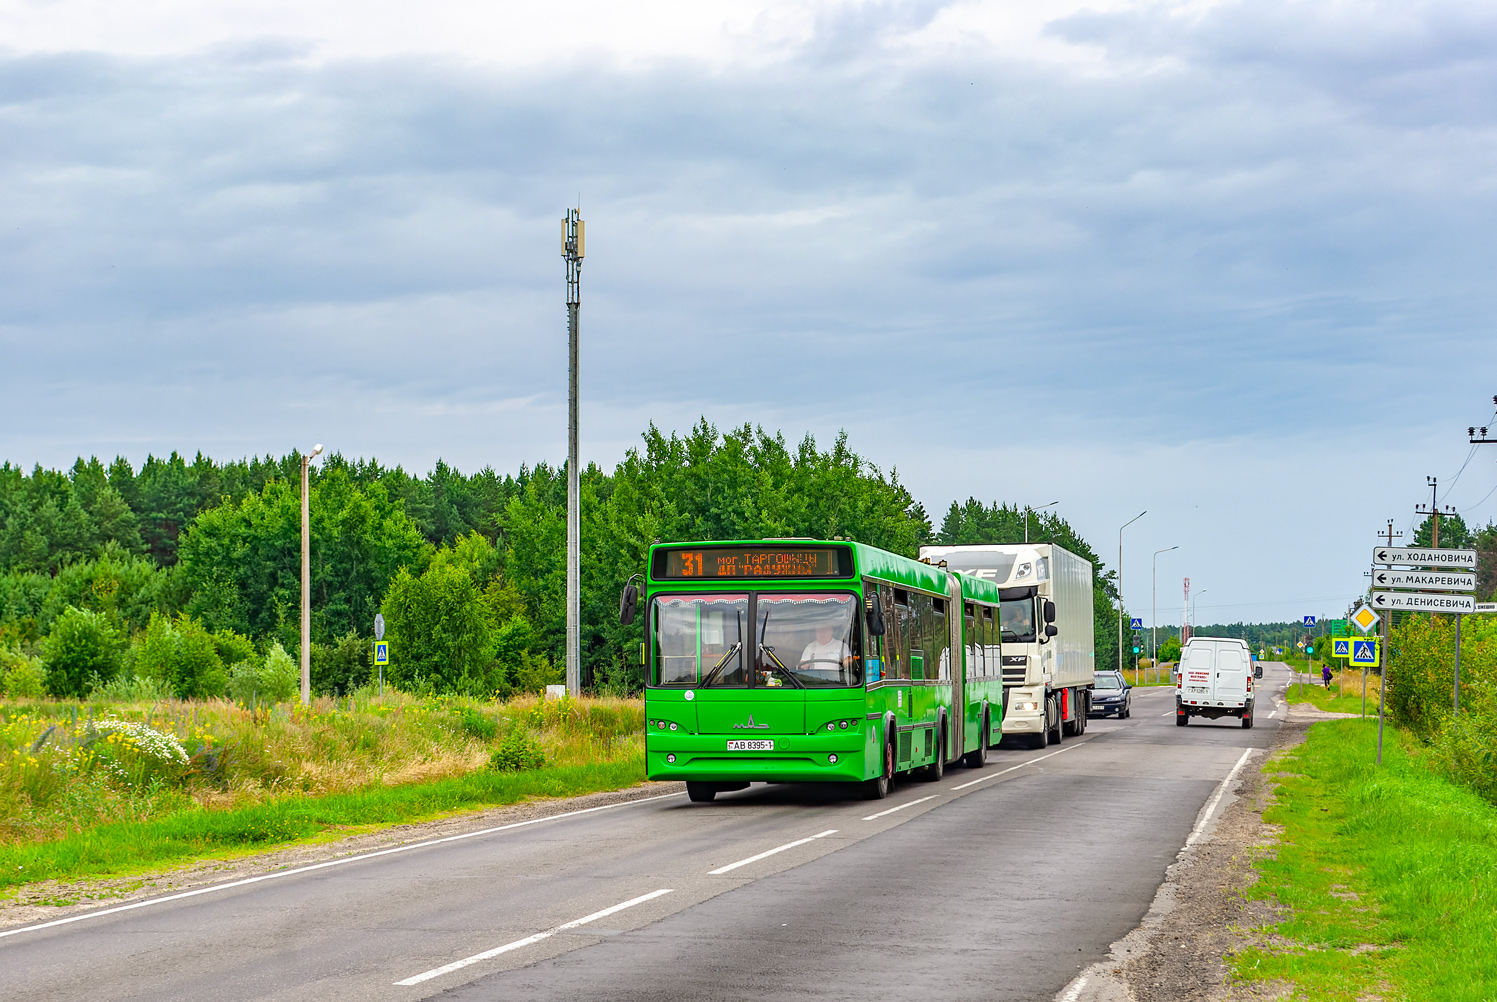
[1000,598,1036,643]
[757,593,859,688]
[651,592,859,688]
[653,594,748,686]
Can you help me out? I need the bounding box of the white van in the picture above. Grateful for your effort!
[1175,637,1255,728]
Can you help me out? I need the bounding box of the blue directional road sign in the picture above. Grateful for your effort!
[1332,639,1351,658]
[1303,615,1317,627]
[1130,617,1143,629]
[1350,639,1380,667]
[374,641,389,665]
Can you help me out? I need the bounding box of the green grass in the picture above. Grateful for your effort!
[1285,669,1382,716]
[0,756,644,892]
[1235,719,1497,1001]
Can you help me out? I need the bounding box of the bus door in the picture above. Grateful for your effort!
[948,576,966,759]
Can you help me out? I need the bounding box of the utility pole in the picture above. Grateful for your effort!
[300,443,323,707]
[563,209,585,697]
[1414,482,1462,713]
[1117,511,1146,674]
[1025,500,1059,544]
[1152,545,1178,686]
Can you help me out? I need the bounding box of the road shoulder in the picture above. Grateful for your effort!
[0,780,684,931]
[1061,713,1315,1002]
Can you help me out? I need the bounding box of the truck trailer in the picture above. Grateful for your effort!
[918,543,1095,747]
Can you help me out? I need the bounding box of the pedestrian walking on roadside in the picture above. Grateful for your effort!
[1321,663,1333,690]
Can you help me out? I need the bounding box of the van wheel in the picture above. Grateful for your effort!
[1241,712,1253,730]
[1176,710,1188,727]
[864,738,894,799]
[686,782,717,803]
[963,715,989,768]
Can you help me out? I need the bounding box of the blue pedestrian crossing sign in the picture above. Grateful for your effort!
[374,641,389,666]
[1332,638,1351,658]
[1349,639,1380,667]
[1130,617,1143,629]
[1303,615,1317,627]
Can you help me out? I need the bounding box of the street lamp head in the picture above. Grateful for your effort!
[311,444,324,458]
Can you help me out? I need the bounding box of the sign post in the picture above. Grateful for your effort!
[373,614,387,696]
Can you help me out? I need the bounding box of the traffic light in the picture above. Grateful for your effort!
[1306,646,1314,656]
[1131,633,1141,655]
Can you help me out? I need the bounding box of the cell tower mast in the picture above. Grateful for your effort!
[563,208,585,696]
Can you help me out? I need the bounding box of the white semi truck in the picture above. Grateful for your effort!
[918,543,1095,748]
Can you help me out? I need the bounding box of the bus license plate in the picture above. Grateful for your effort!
[726,739,774,751]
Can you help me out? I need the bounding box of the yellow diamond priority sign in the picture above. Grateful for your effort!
[1351,604,1379,634]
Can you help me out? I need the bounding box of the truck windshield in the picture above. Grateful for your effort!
[1000,598,1036,643]
[757,593,859,688]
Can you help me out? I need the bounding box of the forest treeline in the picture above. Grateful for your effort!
[0,420,1136,699]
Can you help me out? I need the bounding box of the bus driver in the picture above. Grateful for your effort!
[800,622,852,676]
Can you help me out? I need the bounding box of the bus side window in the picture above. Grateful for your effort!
[902,591,923,681]
[929,595,950,681]
[884,586,908,680]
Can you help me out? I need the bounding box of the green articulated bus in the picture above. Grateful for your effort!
[619,539,1008,802]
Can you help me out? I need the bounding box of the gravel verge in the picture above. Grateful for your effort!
[1056,698,1360,1002]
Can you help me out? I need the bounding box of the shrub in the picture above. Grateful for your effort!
[131,612,227,700]
[88,672,176,702]
[454,706,498,741]
[1,648,47,699]
[226,641,300,705]
[43,606,124,697]
[488,727,544,772]
[311,632,371,696]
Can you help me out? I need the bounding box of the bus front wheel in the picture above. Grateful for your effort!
[686,782,717,803]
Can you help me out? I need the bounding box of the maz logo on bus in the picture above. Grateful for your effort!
[733,715,770,730]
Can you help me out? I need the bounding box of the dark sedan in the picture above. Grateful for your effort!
[1089,671,1132,718]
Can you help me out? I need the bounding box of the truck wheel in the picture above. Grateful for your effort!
[1049,697,1064,745]
[963,715,989,768]
[864,738,894,799]
[686,782,717,803]
[1032,717,1050,750]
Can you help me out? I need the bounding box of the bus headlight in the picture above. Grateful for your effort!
[669,722,678,731]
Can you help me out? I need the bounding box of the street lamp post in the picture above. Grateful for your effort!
[300,443,323,707]
[1025,500,1059,544]
[1190,589,1208,640]
[1117,510,1146,674]
[1152,545,1178,684]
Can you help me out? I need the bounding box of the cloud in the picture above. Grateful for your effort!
[2,0,1496,621]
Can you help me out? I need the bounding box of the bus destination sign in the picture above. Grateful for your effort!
[658,546,849,579]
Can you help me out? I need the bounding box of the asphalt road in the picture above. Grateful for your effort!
[0,668,1290,1002]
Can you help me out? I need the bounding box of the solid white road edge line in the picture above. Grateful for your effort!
[949,745,1075,791]
[1186,748,1254,846]
[1269,710,1277,718]
[394,888,674,986]
[708,830,839,875]
[1058,975,1089,1002]
[0,791,686,941]
[861,796,935,821]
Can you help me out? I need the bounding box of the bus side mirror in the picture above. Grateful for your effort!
[1045,624,1058,638]
[618,580,639,626]
[1043,600,1056,624]
[865,597,885,636]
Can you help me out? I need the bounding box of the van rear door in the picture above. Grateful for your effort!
[1214,644,1248,702]
[1183,644,1213,696]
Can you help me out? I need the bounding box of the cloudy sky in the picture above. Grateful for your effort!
[3,0,1495,626]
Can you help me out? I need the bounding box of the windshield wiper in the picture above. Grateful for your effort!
[699,642,742,688]
[757,645,805,689]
